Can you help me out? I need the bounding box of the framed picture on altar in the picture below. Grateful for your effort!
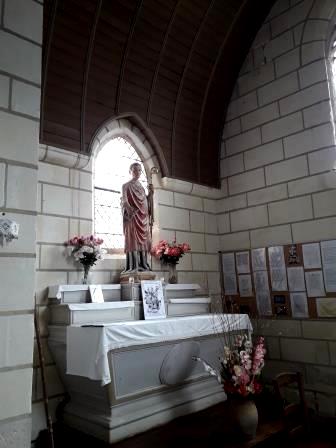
[141,280,166,320]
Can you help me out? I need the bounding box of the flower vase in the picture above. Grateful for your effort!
[230,397,258,440]
[82,265,91,285]
[168,263,178,284]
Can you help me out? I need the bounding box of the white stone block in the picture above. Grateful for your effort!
[0,30,41,84]
[241,102,279,132]
[306,365,336,390]
[35,271,68,305]
[310,0,336,19]
[247,184,288,206]
[176,253,192,271]
[222,118,241,139]
[217,213,230,234]
[33,365,64,401]
[308,147,336,174]
[221,153,244,178]
[301,41,325,65]
[303,101,332,128]
[265,155,308,185]
[217,194,247,213]
[4,0,42,43]
[225,128,261,156]
[271,0,314,36]
[178,272,207,289]
[0,163,5,207]
[190,211,205,232]
[279,81,329,115]
[226,91,258,121]
[40,244,74,270]
[313,190,336,218]
[0,416,31,447]
[284,123,334,158]
[175,231,205,253]
[37,215,68,244]
[231,205,268,232]
[255,318,301,337]
[207,272,221,295]
[265,30,294,61]
[268,0,290,20]
[293,22,304,45]
[203,199,217,213]
[303,320,336,340]
[205,234,220,253]
[0,257,35,311]
[0,315,33,368]
[156,189,174,206]
[219,231,250,251]
[159,205,189,231]
[280,338,329,365]
[266,337,281,359]
[299,60,327,89]
[11,80,40,118]
[0,368,32,420]
[0,111,39,164]
[238,63,275,95]
[38,161,69,186]
[0,74,9,108]
[302,19,329,42]
[77,189,93,219]
[42,184,73,216]
[229,168,265,195]
[258,72,299,107]
[292,217,336,242]
[174,193,203,211]
[269,196,313,225]
[275,47,300,77]
[251,224,292,248]
[7,165,37,211]
[205,213,217,234]
[244,140,284,170]
[192,254,218,271]
[253,23,271,47]
[288,172,336,197]
[262,112,303,143]
[79,219,93,236]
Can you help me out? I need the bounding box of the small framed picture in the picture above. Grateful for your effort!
[141,280,166,320]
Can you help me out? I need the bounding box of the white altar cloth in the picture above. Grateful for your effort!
[66,313,252,385]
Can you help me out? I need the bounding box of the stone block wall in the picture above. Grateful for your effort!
[220,0,336,418]
[0,0,42,446]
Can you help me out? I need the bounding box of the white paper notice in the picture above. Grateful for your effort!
[270,268,287,291]
[238,275,253,297]
[89,285,104,303]
[316,298,336,317]
[323,266,336,292]
[224,273,238,295]
[222,253,236,273]
[256,292,272,316]
[253,271,269,293]
[290,292,309,318]
[251,248,267,271]
[305,271,325,297]
[321,240,336,266]
[268,246,285,269]
[236,251,250,274]
[302,243,321,269]
[287,267,305,292]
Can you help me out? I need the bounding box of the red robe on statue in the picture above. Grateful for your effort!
[122,179,151,253]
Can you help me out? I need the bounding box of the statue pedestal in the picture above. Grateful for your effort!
[119,271,156,283]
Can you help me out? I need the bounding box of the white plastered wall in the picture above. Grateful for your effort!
[0,0,42,446]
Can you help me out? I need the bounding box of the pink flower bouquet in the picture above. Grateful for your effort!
[151,239,191,265]
[66,235,105,268]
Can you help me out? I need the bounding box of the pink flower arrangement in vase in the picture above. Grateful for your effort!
[66,235,105,284]
[151,239,191,283]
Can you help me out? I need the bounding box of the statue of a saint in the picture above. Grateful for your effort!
[121,163,153,272]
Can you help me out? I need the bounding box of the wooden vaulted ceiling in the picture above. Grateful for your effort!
[41,0,275,188]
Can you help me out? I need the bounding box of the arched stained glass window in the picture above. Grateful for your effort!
[94,137,148,253]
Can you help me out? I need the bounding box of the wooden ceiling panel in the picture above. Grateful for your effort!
[41,0,276,187]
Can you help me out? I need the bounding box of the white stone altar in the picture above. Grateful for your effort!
[47,284,252,443]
